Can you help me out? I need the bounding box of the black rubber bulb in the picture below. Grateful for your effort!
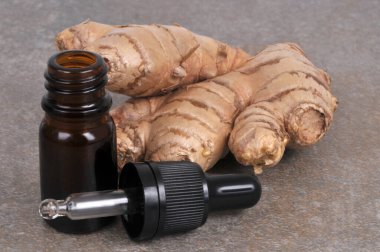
[206,173,261,212]
[39,161,261,241]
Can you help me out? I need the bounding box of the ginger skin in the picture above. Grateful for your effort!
[57,22,337,173]
[56,20,250,97]
[110,44,337,172]
[228,43,337,173]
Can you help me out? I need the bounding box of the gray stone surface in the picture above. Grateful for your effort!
[0,0,379,251]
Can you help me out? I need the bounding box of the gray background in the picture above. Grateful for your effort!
[0,0,379,251]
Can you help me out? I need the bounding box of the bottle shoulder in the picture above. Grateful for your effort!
[39,117,115,145]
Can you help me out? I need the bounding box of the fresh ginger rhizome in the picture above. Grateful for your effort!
[57,21,337,174]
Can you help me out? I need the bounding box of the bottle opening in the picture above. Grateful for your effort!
[45,50,109,99]
[55,51,97,69]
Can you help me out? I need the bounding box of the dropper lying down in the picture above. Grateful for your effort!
[39,161,261,241]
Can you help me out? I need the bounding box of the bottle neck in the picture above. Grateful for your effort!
[42,50,111,118]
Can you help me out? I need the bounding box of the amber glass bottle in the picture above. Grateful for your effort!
[39,50,118,234]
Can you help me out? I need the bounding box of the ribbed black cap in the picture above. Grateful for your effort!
[149,162,208,236]
[119,161,208,241]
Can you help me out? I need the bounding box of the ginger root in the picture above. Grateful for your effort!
[56,22,337,173]
[110,43,337,172]
[56,20,250,97]
[228,43,337,173]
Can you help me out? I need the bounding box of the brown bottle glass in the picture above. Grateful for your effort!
[39,50,118,234]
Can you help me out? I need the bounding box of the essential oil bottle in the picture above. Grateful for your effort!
[39,50,118,234]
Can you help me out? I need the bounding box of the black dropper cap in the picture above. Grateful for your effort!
[119,161,261,241]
